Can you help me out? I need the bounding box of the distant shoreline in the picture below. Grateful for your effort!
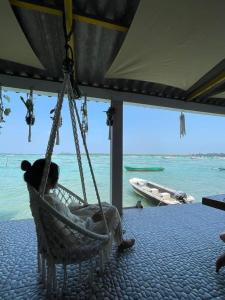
[1,153,225,157]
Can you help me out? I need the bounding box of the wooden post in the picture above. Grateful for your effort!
[110,100,123,215]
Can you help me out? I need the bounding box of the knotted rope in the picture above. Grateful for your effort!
[68,80,109,234]
[39,75,69,196]
[40,7,109,235]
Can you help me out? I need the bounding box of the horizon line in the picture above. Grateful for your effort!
[1,152,225,156]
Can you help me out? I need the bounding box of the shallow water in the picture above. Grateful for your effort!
[0,154,225,220]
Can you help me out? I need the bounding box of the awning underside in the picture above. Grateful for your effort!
[0,0,43,69]
[0,0,225,110]
[107,0,225,94]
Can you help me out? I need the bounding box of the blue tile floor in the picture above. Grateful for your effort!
[1,204,225,299]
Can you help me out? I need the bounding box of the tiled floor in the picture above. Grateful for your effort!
[1,204,225,299]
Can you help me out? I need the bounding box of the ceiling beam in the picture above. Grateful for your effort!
[9,0,128,33]
[63,0,75,78]
[188,71,225,101]
[1,73,225,116]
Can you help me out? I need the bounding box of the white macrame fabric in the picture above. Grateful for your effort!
[28,183,110,293]
[180,112,186,138]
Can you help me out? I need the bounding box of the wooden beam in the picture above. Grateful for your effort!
[2,74,225,116]
[10,0,128,32]
[10,0,61,16]
[188,71,225,101]
[64,1,74,60]
[110,100,123,214]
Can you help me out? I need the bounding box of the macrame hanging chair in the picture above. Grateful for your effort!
[26,8,112,293]
[28,72,112,294]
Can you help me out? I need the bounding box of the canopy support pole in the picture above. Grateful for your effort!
[110,100,123,215]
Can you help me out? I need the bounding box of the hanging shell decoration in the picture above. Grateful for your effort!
[105,106,115,140]
[20,89,35,142]
[81,95,88,139]
[180,112,186,138]
[0,86,11,131]
[50,107,62,145]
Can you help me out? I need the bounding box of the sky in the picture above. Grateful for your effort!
[1,90,225,154]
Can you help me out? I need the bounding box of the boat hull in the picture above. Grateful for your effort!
[125,166,164,172]
[132,185,166,205]
[129,178,194,206]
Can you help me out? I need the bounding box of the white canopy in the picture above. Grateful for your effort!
[213,92,225,99]
[106,0,225,91]
[0,0,44,69]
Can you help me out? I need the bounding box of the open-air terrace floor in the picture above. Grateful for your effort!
[1,203,225,299]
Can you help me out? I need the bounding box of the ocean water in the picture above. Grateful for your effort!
[1,154,225,221]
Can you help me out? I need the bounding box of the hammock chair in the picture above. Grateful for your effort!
[28,72,111,294]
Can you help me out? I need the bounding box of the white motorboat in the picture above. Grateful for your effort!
[129,178,195,205]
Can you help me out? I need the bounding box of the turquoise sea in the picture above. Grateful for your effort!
[1,154,225,221]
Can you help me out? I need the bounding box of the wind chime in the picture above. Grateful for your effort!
[20,89,35,142]
[0,85,11,132]
[81,95,88,139]
[50,99,62,145]
[180,112,186,138]
[105,106,115,140]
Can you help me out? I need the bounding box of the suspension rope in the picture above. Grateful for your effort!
[39,6,109,235]
[68,96,87,204]
[39,74,69,196]
[50,99,63,146]
[68,80,109,234]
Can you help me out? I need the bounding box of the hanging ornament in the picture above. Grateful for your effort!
[81,95,88,139]
[20,89,35,142]
[0,86,11,132]
[105,106,115,140]
[180,112,186,138]
[0,86,3,125]
[50,104,62,145]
